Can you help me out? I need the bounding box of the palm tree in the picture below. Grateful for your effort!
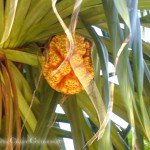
[0,0,150,149]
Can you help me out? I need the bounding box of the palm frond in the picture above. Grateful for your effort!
[0,0,150,149]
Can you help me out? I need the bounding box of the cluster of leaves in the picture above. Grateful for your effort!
[0,0,150,150]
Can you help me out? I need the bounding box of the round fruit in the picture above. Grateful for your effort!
[41,34,94,94]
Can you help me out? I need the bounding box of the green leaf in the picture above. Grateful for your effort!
[17,89,37,135]
[0,0,18,44]
[10,62,39,106]
[77,91,99,126]
[1,49,40,66]
[46,132,62,150]
[83,23,110,107]
[144,61,150,82]
[5,0,31,48]
[10,63,37,134]
[129,1,150,141]
[138,0,150,10]
[27,91,61,150]
[78,109,98,150]
[51,127,71,139]
[143,41,150,58]
[0,0,4,42]
[63,95,85,150]
[140,14,150,28]
[113,0,131,30]
[82,22,112,149]
[111,123,130,150]
[14,0,74,46]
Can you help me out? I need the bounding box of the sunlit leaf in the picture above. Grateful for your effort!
[113,0,131,30]
[0,0,18,44]
[1,49,40,66]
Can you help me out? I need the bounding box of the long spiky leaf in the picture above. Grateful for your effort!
[1,63,13,150]
[0,73,3,131]
[5,59,21,150]
[0,0,4,43]
[0,0,18,44]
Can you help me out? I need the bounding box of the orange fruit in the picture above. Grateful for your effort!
[41,34,94,94]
